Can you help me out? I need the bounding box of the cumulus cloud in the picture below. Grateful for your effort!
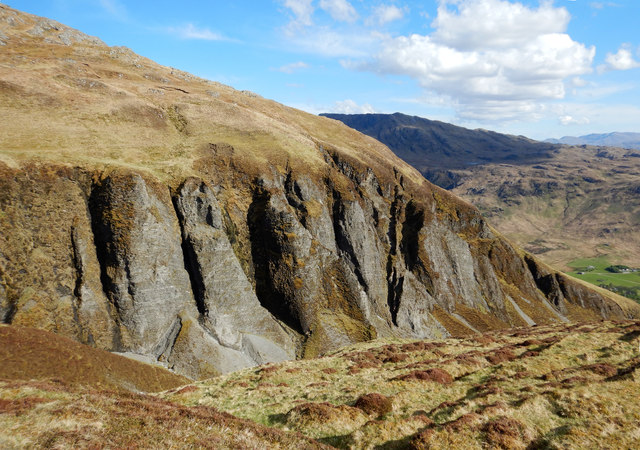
[168,24,226,41]
[603,46,640,71]
[367,4,406,26]
[332,99,376,114]
[431,0,570,50]
[319,0,358,23]
[355,0,594,120]
[275,61,309,73]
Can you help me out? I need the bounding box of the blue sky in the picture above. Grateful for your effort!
[5,0,640,139]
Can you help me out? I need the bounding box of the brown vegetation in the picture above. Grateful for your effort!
[0,325,188,392]
[161,320,640,448]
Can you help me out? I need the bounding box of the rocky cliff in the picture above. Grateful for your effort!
[1,5,638,379]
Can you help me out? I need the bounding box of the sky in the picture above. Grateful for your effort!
[4,0,640,140]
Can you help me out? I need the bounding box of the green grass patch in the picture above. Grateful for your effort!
[566,257,640,302]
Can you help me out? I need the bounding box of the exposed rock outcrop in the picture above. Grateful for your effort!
[4,157,637,379]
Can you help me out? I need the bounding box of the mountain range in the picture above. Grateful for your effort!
[546,132,640,150]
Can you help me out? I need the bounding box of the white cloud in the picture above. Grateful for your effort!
[332,99,376,114]
[550,102,640,133]
[571,77,588,88]
[590,2,620,10]
[168,24,226,41]
[367,4,406,26]
[275,61,309,73]
[319,0,358,23]
[559,115,590,125]
[354,0,594,121]
[283,0,315,28]
[603,46,640,71]
[292,28,377,57]
[432,0,571,50]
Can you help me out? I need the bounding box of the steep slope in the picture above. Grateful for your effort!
[324,113,640,270]
[0,324,189,392]
[1,5,638,379]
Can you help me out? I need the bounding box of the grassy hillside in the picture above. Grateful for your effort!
[0,5,422,189]
[2,321,639,448]
[0,379,327,449]
[0,325,189,392]
[453,145,640,270]
[165,320,640,448]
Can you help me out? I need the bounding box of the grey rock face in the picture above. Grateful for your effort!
[89,172,196,353]
[1,155,637,379]
[173,178,295,359]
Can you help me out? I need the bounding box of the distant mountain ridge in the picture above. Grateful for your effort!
[546,132,640,150]
[321,112,558,170]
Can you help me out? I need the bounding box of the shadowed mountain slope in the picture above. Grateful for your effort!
[320,112,558,175]
[1,5,639,379]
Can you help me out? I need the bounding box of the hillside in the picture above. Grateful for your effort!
[547,132,640,150]
[0,378,327,449]
[0,324,189,391]
[323,114,640,272]
[1,4,639,382]
[450,146,640,270]
[3,320,639,448]
[162,320,640,448]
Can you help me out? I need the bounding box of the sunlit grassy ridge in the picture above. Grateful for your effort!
[0,4,423,189]
[166,320,640,448]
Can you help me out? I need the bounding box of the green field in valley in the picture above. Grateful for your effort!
[566,257,640,302]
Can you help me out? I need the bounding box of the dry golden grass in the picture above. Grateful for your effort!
[166,320,640,448]
[0,4,422,189]
[2,321,639,448]
[0,379,328,449]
